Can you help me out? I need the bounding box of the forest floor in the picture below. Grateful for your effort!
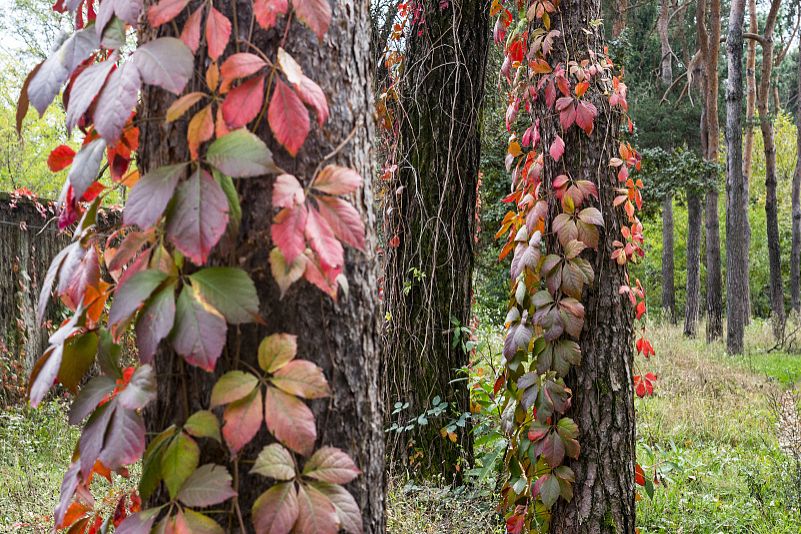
[3,321,801,533]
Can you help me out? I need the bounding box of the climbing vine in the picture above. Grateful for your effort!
[491,0,655,531]
[19,0,366,532]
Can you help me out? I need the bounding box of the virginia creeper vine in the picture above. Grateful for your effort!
[19,0,367,532]
[492,0,655,531]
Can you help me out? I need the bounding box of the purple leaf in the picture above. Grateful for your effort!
[68,375,116,425]
[54,462,81,528]
[116,365,156,410]
[175,464,237,507]
[37,245,71,322]
[166,169,229,265]
[172,285,227,372]
[133,37,194,95]
[115,509,160,534]
[28,345,63,408]
[108,269,169,330]
[99,405,147,470]
[28,29,99,115]
[96,0,144,36]
[124,163,188,230]
[135,283,176,364]
[302,447,360,484]
[78,401,114,479]
[67,138,106,201]
[94,61,141,143]
[66,56,116,132]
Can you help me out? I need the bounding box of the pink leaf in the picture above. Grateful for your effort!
[576,101,598,135]
[549,135,565,162]
[180,6,203,53]
[223,388,263,454]
[311,165,361,195]
[175,464,237,507]
[291,0,331,40]
[206,7,232,61]
[220,53,267,82]
[252,482,299,534]
[148,0,190,26]
[294,484,338,534]
[273,174,305,208]
[254,0,288,29]
[172,285,227,372]
[271,204,308,263]
[302,447,360,484]
[264,386,317,456]
[316,196,365,250]
[305,206,343,269]
[166,170,229,265]
[271,360,330,399]
[268,78,310,156]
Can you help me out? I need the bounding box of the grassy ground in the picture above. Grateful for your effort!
[2,321,801,533]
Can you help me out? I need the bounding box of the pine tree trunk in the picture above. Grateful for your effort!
[702,0,723,342]
[658,0,673,85]
[661,196,676,322]
[726,0,748,354]
[382,0,488,478]
[685,84,706,338]
[759,0,786,340]
[138,1,385,531]
[546,1,636,531]
[792,36,801,313]
[743,0,758,323]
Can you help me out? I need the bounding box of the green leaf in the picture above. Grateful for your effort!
[252,443,296,481]
[175,464,236,507]
[538,473,560,508]
[161,432,200,499]
[207,129,277,177]
[258,333,298,373]
[108,269,169,330]
[210,371,259,408]
[184,410,221,442]
[214,170,242,235]
[58,331,98,392]
[139,426,176,500]
[189,267,259,324]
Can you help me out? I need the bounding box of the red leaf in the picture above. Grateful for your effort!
[148,0,190,26]
[205,7,231,61]
[220,53,268,82]
[165,169,229,266]
[180,6,203,53]
[268,78,310,156]
[254,0,289,29]
[264,386,317,455]
[222,75,265,129]
[316,196,365,251]
[292,0,331,39]
[549,135,565,162]
[223,388,263,454]
[48,145,76,172]
[575,101,598,136]
[305,205,343,269]
[272,204,308,263]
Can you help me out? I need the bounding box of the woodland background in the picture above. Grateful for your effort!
[3,0,801,532]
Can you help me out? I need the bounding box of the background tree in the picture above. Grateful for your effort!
[793,30,801,312]
[658,0,676,322]
[382,0,489,476]
[726,0,748,354]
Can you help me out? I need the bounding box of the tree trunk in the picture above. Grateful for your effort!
[658,0,673,85]
[792,33,801,313]
[139,1,385,531]
[546,1,636,531]
[726,0,748,354]
[759,0,785,340]
[382,0,488,477]
[613,0,628,37]
[743,0,758,323]
[701,0,723,342]
[685,107,705,338]
[661,196,676,322]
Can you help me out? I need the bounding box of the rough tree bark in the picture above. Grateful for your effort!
[742,0,758,322]
[685,104,705,338]
[658,0,675,322]
[699,0,723,342]
[613,0,628,37]
[382,0,488,477]
[792,31,801,313]
[545,1,636,531]
[139,1,385,531]
[758,0,785,340]
[726,0,748,354]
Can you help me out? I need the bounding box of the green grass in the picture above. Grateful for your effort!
[4,321,801,533]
